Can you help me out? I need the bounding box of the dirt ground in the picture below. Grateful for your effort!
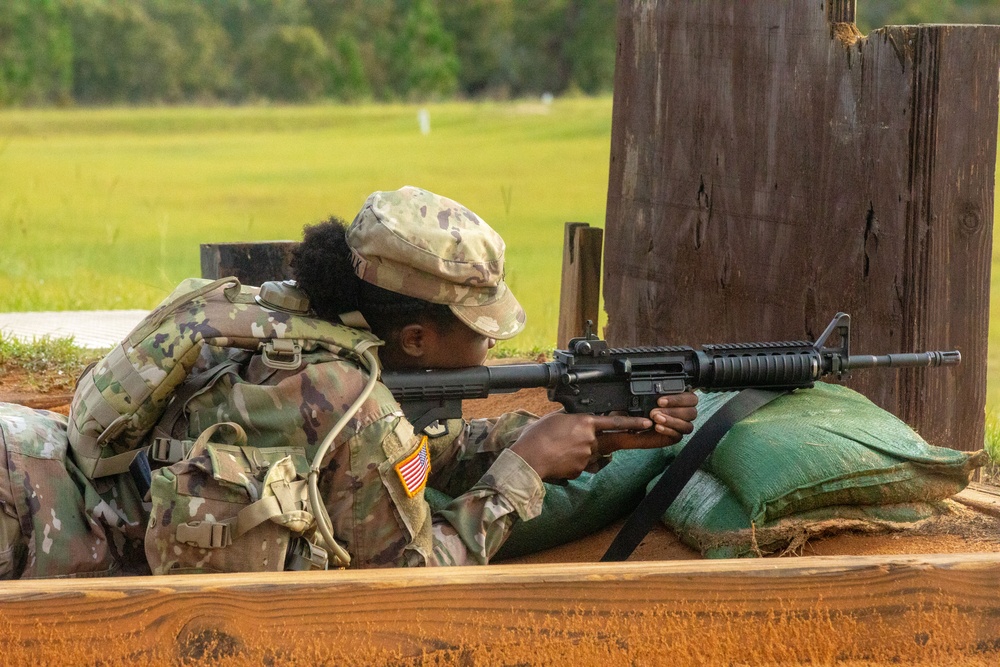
[0,365,76,411]
[3,374,999,563]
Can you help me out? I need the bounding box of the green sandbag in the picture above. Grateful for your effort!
[660,467,949,558]
[425,446,677,560]
[654,382,985,557]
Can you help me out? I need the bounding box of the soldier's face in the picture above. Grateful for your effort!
[382,319,496,370]
[422,322,496,368]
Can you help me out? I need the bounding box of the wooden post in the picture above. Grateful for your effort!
[557,222,604,348]
[200,241,298,286]
[603,1,1000,450]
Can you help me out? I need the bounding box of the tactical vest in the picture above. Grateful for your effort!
[67,277,381,479]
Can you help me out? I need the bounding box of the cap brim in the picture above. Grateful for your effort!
[449,281,526,340]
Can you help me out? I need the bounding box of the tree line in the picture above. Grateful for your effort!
[857,0,1000,33]
[1,0,998,108]
[0,0,616,106]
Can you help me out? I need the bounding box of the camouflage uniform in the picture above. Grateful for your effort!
[152,186,544,568]
[163,351,541,567]
[0,403,147,579]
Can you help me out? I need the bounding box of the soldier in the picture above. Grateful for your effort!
[145,185,697,568]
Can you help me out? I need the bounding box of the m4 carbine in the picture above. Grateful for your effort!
[382,313,961,432]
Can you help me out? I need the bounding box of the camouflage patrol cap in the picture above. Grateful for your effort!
[346,186,526,339]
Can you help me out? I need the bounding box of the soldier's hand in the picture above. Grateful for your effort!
[511,412,656,481]
[587,392,699,454]
[647,391,699,442]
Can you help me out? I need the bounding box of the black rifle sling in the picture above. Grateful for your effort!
[600,388,788,563]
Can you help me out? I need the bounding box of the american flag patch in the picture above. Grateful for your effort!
[395,436,431,498]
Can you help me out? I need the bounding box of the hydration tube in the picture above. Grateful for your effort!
[308,348,381,568]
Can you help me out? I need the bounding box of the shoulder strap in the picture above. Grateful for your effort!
[150,357,243,445]
[600,388,788,562]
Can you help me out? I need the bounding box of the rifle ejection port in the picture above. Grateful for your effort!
[630,377,688,394]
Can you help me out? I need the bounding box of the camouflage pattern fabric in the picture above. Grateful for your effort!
[160,347,544,568]
[68,277,380,479]
[425,413,545,565]
[0,402,147,579]
[347,186,526,340]
[145,421,324,574]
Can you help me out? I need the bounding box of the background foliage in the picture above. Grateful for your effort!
[0,0,619,106]
[5,1,995,108]
[857,0,1000,30]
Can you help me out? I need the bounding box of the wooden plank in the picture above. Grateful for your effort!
[200,241,297,286]
[557,222,604,347]
[0,555,998,665]
[955,483,1000,518]
[603,1,999,450]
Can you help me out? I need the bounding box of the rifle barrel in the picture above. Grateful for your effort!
[846,350,961,369]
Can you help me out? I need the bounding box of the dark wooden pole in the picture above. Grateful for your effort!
[558,222,604,348]
[200,241,298,286]
[603,1,999,450]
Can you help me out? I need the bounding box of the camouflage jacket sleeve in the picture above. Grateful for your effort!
[421,413,546,566]
[342,409,546,567]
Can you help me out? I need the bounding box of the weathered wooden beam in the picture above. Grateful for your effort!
[200,241,297,286]
[0,555,998,665]
[557,222,604,347]
[603,1,999,451]
[954,482,1000,518]
[827,0,856,23]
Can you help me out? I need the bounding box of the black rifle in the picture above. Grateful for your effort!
[383,313,960,432]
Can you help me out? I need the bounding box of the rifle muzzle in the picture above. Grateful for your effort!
[846,350,961,369]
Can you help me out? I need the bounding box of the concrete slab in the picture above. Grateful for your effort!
[0,310,148,349]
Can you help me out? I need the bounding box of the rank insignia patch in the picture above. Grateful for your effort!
[395,436,431,498]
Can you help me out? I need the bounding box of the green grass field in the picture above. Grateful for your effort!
[0,99,613,354]
[2,98,1000,415]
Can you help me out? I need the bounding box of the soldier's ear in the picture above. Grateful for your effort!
[397,323,428,359]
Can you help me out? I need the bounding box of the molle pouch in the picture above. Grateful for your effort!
[144,422,328,574]
[0,403,119,579]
